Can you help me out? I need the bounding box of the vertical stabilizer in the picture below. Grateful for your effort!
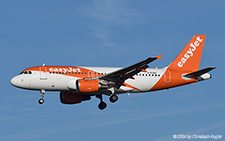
[168,35,206,71]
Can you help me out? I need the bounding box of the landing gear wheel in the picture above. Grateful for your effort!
[96,94,107,110]
[98,101,107,110]
[38,89,45,104]
[38,98,44,104]
[109,94,118,103]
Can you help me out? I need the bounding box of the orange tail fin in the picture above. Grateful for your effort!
[168,35,206,71]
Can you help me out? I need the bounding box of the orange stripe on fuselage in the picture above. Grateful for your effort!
[123,83,142,91]
[150,69,197,91]
[23,66,104,79]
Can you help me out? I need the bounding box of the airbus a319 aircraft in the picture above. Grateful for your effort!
[11,35,215,110]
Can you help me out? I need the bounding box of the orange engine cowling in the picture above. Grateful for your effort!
[76,79,100,93]
[60,91,91,104]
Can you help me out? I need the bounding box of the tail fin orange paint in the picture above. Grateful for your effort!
[168,35,206,71]
[150,35,206,91]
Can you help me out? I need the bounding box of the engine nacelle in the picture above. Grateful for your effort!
[60,91,91,104]
[67,79,77,90]
[76,79,100,93]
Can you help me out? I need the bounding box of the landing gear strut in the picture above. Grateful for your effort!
[38,89,45,104]
[109,94,118,103]
[96,94,107,110]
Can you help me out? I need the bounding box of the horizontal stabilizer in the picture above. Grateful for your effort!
[184,67,216,78]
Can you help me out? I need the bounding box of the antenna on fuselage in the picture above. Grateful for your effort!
[42,63,45,66]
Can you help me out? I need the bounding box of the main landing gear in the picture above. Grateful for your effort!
[38,89,45,104]
[96,94,107,110]
[109,94,118,103]
[96,94,119,110]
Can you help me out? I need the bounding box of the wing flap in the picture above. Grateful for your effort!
[99,55,162,82]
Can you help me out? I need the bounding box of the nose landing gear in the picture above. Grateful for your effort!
[38,89,45,104]
[38,98,44,104]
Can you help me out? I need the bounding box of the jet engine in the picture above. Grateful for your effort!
[60,91,91,104]
[76,79,101,93]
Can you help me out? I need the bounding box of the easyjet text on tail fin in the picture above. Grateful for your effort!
[168,35,206,71]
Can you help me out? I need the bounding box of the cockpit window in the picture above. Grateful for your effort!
[19,71,32,75]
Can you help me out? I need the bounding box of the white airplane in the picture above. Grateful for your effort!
[11,35,215,110]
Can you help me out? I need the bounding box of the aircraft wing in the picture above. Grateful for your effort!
[98,54,162,88]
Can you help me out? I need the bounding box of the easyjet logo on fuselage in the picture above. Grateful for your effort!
[49,67,81,73]
[177,36,203,67]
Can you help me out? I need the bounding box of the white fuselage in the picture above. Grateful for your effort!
[11,67,166,94]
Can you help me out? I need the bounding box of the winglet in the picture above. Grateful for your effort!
[134,67,147,72]
[156,54,163,60]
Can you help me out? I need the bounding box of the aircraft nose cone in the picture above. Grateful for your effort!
[10,76,21,87]
[11,77,17,86]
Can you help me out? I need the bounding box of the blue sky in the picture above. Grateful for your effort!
[1,0,225,140]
